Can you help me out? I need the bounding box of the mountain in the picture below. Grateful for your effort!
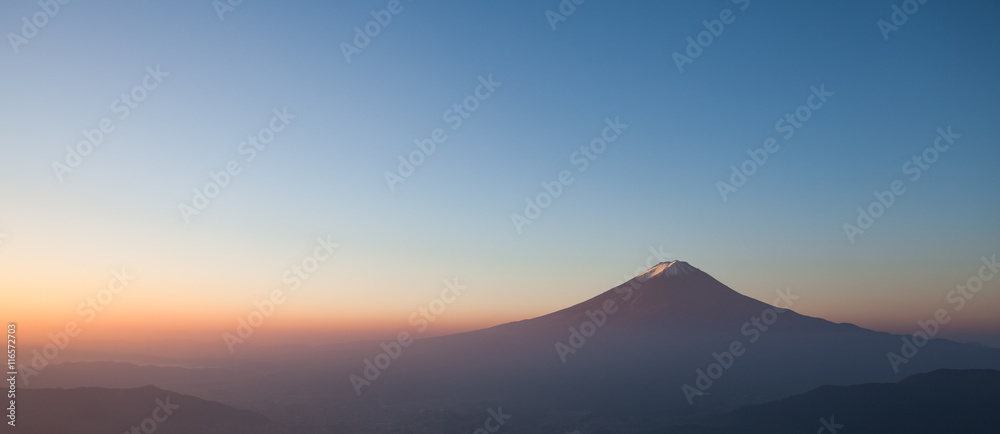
[673,368,1000,433]
[20,261,1000,432]
[14,385,271,434]
[342,261,1000,428]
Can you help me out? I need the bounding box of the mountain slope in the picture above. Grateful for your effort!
[352,261,1000,422]
[19,261,1000,432]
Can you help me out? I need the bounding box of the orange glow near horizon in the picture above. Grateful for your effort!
[13,291,1000,352]
[7,249,1000,353]
[11,305,534,348]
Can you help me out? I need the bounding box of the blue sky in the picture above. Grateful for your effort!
[1,0,998,343]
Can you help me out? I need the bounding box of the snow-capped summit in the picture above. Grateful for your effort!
[637,260,698,280]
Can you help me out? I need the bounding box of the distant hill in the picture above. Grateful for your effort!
[15,385,271,434]
[21,361,233,401]
[19,262,1000,432]
[356,261,1000,418]
[671,369,1000,434]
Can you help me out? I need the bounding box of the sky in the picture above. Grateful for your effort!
[1,0,999,348]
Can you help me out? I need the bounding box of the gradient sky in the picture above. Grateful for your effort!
[2,0,999,347]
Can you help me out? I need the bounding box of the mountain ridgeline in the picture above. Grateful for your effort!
[22,261,1000,432]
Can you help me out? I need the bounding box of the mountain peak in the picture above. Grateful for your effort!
[637,260,698,280]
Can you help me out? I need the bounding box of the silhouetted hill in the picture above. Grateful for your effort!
[358,262,1000,419]
[672,369,1000,433]
[16,385,271,434]
[19,262,1000,432]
